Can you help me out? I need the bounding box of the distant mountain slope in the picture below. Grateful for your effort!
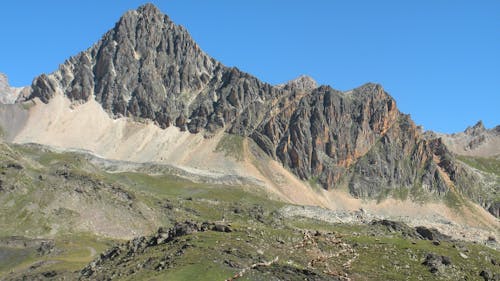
[0,4,494,218]
[0,141,498,281]
[425,121,500,157]
[0,73,28,104]
[423,122,500,217]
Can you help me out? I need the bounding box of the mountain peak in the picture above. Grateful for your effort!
[0,72,8,86]
[137,3,162,15]
[464,120,485,136]
[27,3,218,121]
[0,73,10,94]
[18,4,493,220]
[277,75,318,91]
[118,3,173,31]
[0,72,28,104]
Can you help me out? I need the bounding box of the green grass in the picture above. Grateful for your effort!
[0,247,36,274]
[346,235,499,281]
[0,233,114,277]
[391,186,410,201]
[1,142,499,280]
[215,134,245,161]
[444,189,466,209]
[307,176,325,193]
[45,234,115,271]
[21,101,35,110]
[78,217,500,281]
[409,183,432,204]
[458,155,500,176]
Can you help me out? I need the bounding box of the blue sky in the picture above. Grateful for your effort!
[0,1,498,133]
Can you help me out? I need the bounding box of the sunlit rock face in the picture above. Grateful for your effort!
[21,4,492,214]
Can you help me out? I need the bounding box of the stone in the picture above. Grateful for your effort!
[422,253,452,274]
[371,219,419,238]
[213,223,232,233]
[0,73,27,104]
[20,3,492,213]
[42,271,57,278]
[479,269,493,281]
[169,221,200,238]
[36,240,55,256]
[415,226,451,241]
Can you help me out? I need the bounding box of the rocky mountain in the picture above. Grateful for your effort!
[0,73,27,104]
[0,4,498,280]
[0,141,498,280]
[425,121,500,158]
[12,4,496,217]
[423,121,500,218]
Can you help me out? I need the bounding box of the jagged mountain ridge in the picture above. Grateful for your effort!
[423,121,500,217]
[18,4,496,216]
[0,73,28,104]
[425,121,500,157]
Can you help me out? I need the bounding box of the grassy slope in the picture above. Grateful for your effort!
[457,155,500,207]
[0,143,498,280]
[457,155,500,177]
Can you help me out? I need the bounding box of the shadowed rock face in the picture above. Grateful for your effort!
[23,4,488,210]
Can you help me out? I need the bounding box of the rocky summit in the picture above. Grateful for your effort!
[0,4,498,281]
[0,73,28,104]
[18,4,496,217]
[425,120,500,158]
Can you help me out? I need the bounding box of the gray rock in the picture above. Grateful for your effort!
[21,3,491,212]
[36,240,55,256]
[370,219,419,238]
[479,269,500,281]
[415,226,451,241]
[422,253,452,274]
[0,73,28,104]
[169,221,200,238]
[213,223,232,233]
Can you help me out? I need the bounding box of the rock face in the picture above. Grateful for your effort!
[425,121,500,157]
[276,75,318,91]
[0,73,28,104]
[21,4,490,212]
[424,121,500,217]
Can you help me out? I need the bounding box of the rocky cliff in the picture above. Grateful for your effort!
[0,73,28,104]
[21,4,496,216]
[425,121,500,158]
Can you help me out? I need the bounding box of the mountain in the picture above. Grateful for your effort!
[425,121,500,158]
[8,4,494,218]
[424,121,500,217]
[0,73,28,104]
[0,141,498,281]
[0,4,498,280]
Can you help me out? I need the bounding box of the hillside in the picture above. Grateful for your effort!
[425,121,500,158]
[0,74,27,105]
[0,141,498,280]
[0,3,498,280]
[0,4,493,219]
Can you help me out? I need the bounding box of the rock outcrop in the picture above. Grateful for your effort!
[19,4,492,214]
[0,73,28,104]
[424,121,500,217]
[425,121,500,157]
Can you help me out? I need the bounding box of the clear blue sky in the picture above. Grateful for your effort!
[1,1,498,133]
